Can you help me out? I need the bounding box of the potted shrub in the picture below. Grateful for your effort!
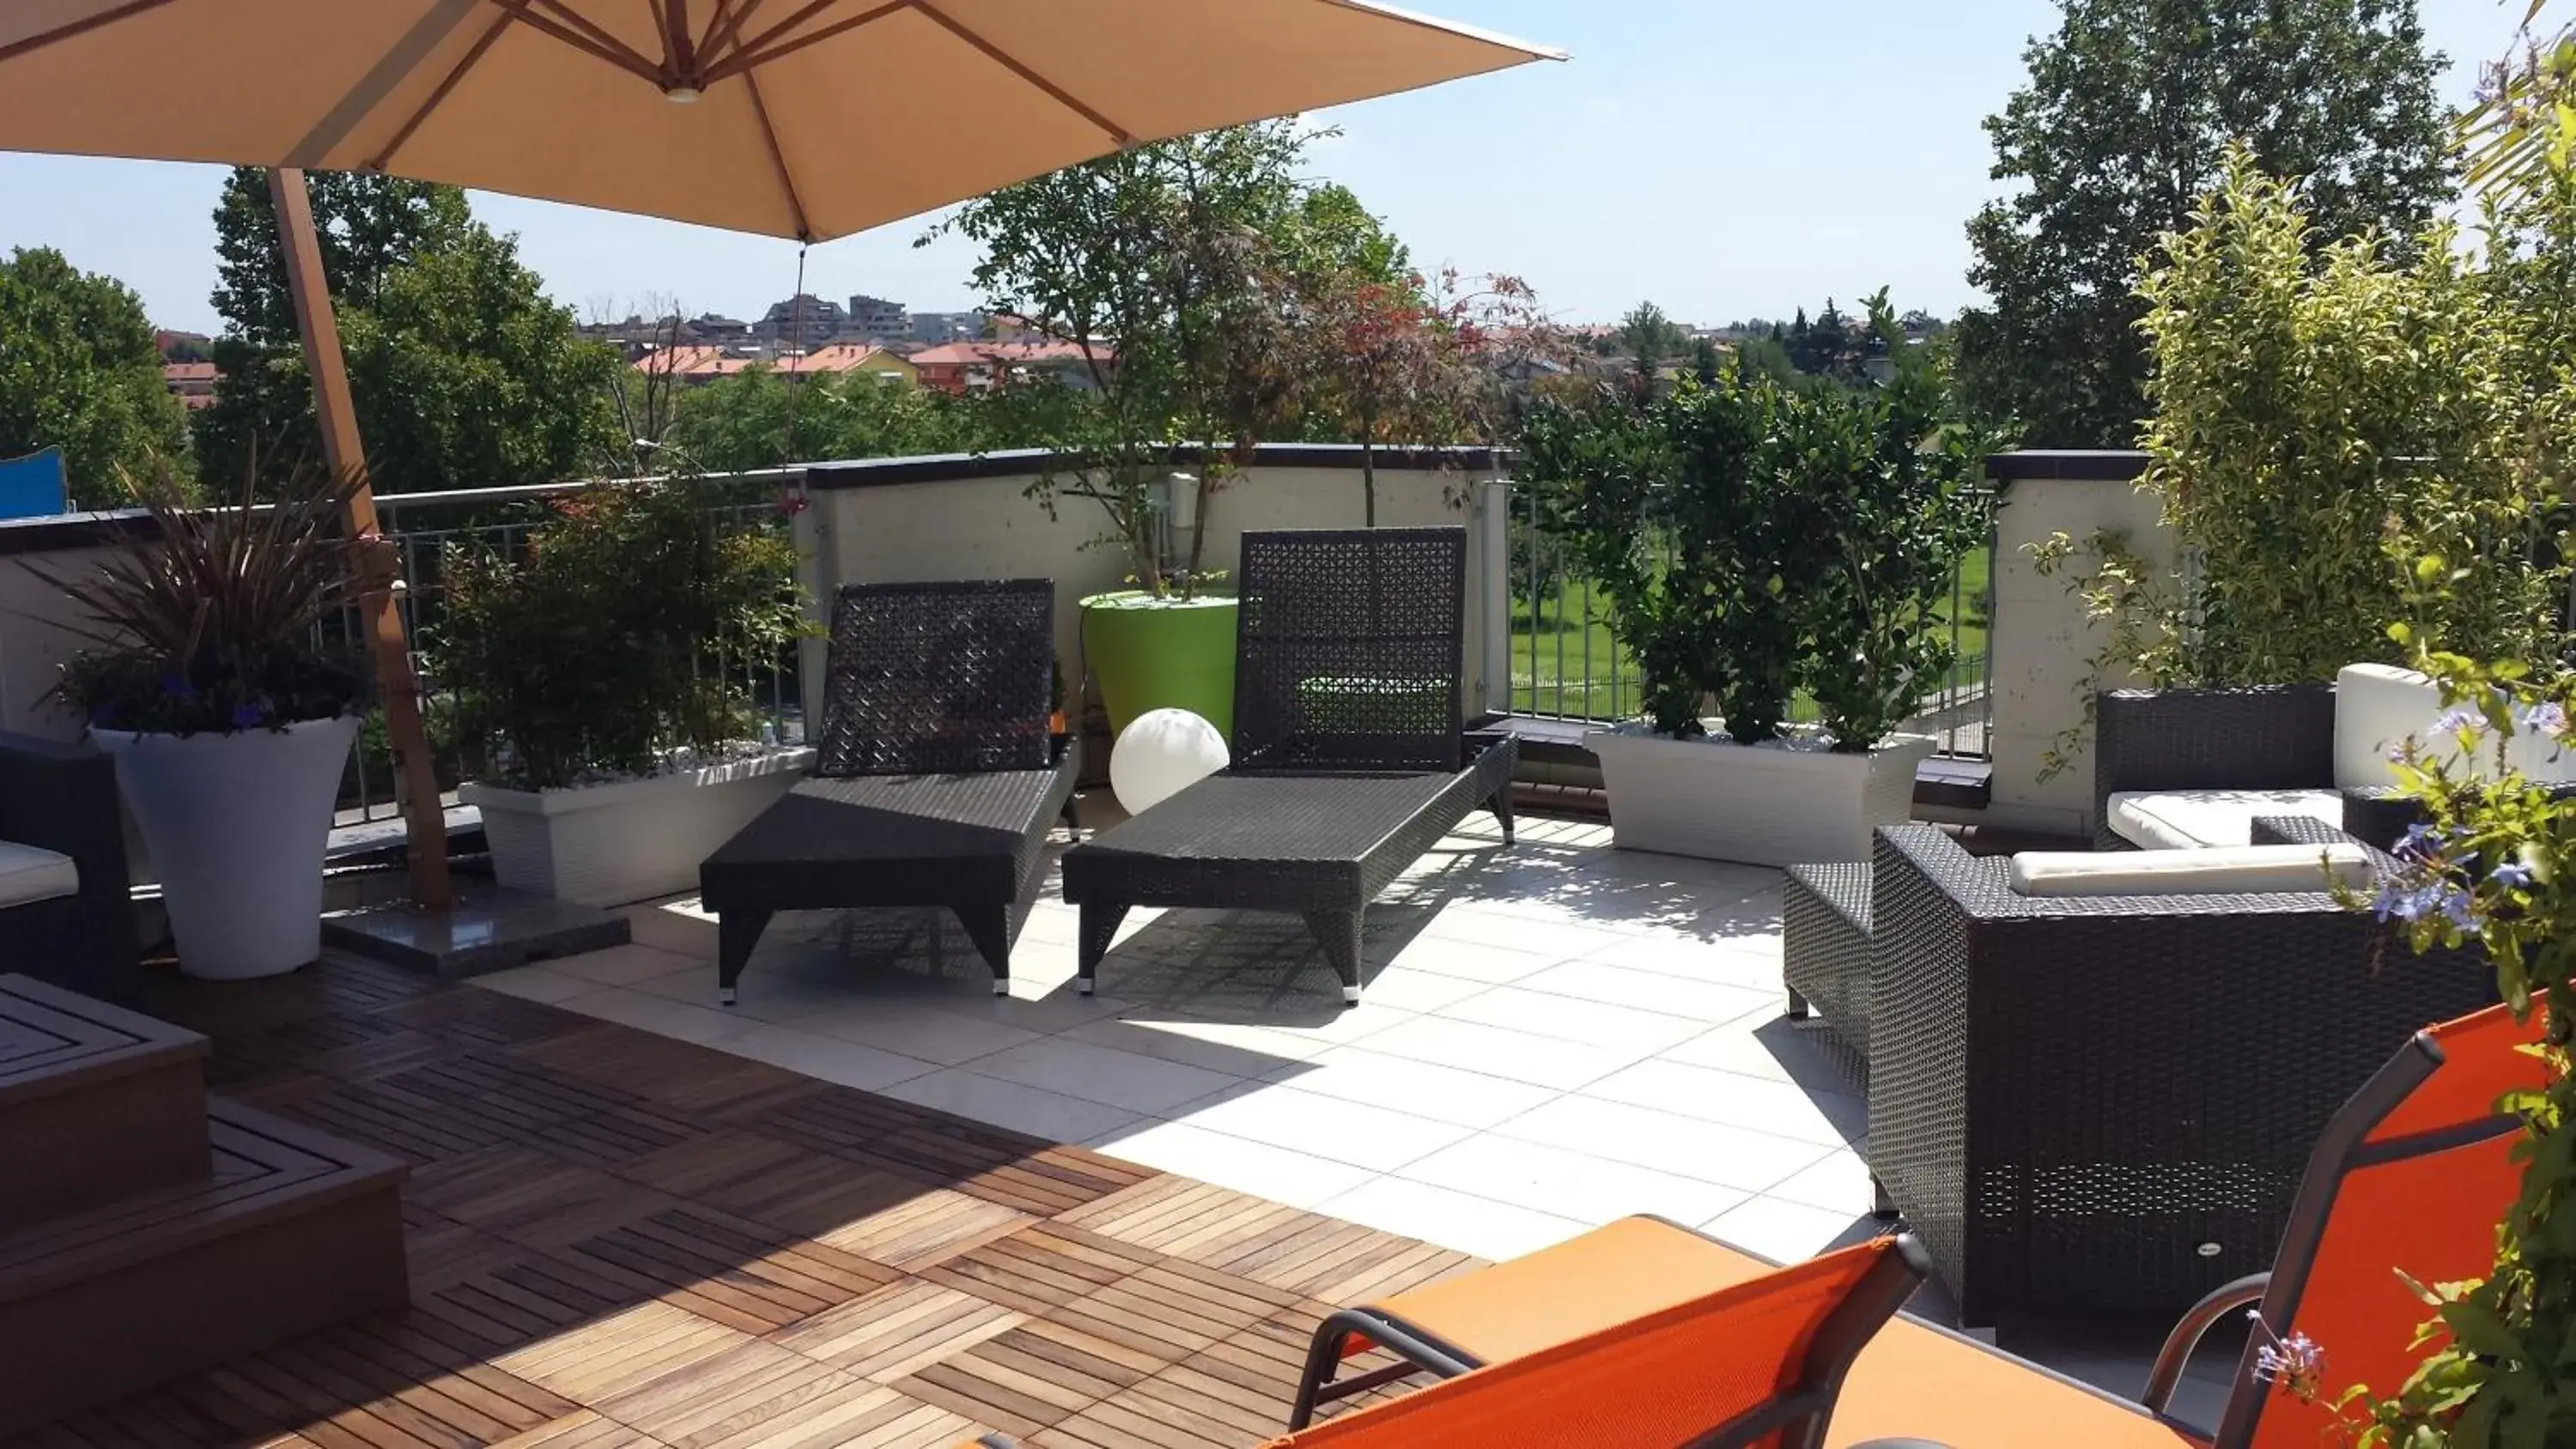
[41,460,373,979]
[1526,293,1996,865]
[439,476,811,907]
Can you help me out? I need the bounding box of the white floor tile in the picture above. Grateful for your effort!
[1698,1195,1885,1264]
[1261,1046,1563,1130]
[1059,1014,1328,1076]
[1413,909,1632,963]
[469,966,594,1004]
[964,1036,1245,1115]
[1583,1058,1867,1145]
[548,942,704,986]
[1583,934,1784,989]
[1084,1120,1375,1210]
[791,1002,1045,1067]
[1764,1148,1881,1215]
[1514,958,1779,1025]
[1661,1020,1855,1084]
[1436,985,1708,1054]
[1315,1177,1589,1263]
[717,1023,939,1092]
[1347,967,1492,1015]
[1163,1082,1475,1173]
[878,1069,1143,1143]
[1492,1094,1834,1193]
[555,987,761,1046]
[1395,1133,1748,1228]
[1354,1015,1637,1091]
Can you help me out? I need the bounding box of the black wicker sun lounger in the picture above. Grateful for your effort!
[700,579,1078,1004]
[1060,527,1516,1006]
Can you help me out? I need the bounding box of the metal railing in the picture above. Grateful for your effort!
[334,468,809,825]
[1503,480,1996,758]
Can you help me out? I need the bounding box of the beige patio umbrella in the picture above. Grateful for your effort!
[0,0,1561,907]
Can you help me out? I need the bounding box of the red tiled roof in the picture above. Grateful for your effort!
[908,340,1108,367]
[161,361,216,383]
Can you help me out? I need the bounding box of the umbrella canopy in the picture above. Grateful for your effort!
[0,0,1558,241]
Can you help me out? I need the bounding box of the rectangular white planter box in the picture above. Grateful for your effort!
[1585,726,1935,866]
[461,748,814,907]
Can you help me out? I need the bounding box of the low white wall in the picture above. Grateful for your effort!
[1984,464,2177,838]
[804,458,1504,734]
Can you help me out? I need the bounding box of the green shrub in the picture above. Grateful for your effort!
[432,478,804,790]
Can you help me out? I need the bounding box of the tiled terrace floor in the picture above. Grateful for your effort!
[17,955,1476,1448]
[477,805,2239,1426]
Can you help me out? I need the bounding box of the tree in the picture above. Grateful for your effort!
[663,367,983,473]
[195,168,621,494]
[0,248,189,506]
[1955,0,2451,446]
[928,121,1349,594]
[1616,302,1687,370]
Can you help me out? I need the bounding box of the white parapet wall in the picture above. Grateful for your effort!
[799,446,1510,739]
[1984,452,2177,840]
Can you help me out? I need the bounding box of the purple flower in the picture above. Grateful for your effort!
[2394,822,2440,862]
[2521,700,2569,740]
[2431,706,2482,737]
[229,703,265,731]
[2246,1310,2328,1404]
[160,673,197,699]
[2493,860,2535,891]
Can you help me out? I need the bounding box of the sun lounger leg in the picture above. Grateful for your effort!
[716,908,773,1006]
[1078,901,1130,995]
[1489,783,1515,845]
[1304,909,1364,1004]
[953,904,1012,994]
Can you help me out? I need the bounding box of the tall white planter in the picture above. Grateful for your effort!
[463,748,813,908]
[94,714,362,980]
[1586,725,1935,866]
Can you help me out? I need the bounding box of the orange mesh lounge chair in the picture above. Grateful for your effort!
[967,1233,1928,1449]
[1292,1002,2537,1448]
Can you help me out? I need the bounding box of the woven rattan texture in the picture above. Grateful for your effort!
[1863,822,2494,1325]
[1230,529,1467,774]
[1783,862,1874,1083]
[2093,685,2337,849]
[815,579,1054,778]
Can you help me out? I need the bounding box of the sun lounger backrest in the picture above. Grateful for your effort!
[815,579,1054,777]
[2223,1002,2539,1449]
[1267,1235,1928,1449]
[1231,527,1466,774]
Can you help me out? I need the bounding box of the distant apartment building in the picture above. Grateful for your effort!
[759,294,846,349]
[908,311,987,345]
[161,361,217,410]
[844,294,909,343]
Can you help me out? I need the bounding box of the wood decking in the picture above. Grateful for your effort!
[8,956,1479,1448]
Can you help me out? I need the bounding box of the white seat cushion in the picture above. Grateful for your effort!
[2106,788,2345,851]
[0,840,77,910]
[2336,664,2452,791]
[2011,843,2376,898]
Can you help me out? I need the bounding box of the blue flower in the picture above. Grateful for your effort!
[2395,822,2440,861]
[229,703,265,731]
[2491,859,2534,891]
[2521,701,2569,740]
[2431,706,2482,737]
[159,673,197,699]
[2441,888,2483,933]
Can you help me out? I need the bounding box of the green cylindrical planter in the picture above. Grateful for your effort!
[1081,591,1239,739]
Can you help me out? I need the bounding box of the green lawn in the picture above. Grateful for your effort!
[1507,547,1992,722]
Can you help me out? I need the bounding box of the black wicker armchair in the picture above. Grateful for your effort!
[699,579,1078,1004]
[0,732,137,1003]
[2093,683,2432,851]
[1060,527,1516,1005]
[1863,821,2494,1325]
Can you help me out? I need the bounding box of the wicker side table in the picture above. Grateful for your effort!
[1783,861,1874,1087]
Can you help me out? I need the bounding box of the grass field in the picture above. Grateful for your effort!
[1507,546,1992,722]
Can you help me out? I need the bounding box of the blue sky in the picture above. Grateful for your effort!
[0,1,2524,335]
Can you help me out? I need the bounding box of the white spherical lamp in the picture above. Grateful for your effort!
[1110,708,1229,815]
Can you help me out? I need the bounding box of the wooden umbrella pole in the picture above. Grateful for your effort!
[270,167,455,910]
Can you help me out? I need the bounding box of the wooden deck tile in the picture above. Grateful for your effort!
[6,956,1492,1449]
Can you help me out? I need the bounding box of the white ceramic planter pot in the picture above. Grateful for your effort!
[462,748,813,908]
[1585,725,1935,865]
[94,714,362,980]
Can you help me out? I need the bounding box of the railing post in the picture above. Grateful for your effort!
[1476,478,1511,718]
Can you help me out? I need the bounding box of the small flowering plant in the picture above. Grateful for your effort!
[37,457,371,737]
[2335,636,2576,1447]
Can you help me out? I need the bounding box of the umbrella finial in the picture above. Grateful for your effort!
[664,84,703,104]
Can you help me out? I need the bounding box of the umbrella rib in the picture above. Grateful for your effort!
[483,0,665,82]
[0,0,180,66]
[915,2,1133,145]
[702,0,904,84]
[697,0,761,68]
[741,70,813,240]
[367,10,517,171]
